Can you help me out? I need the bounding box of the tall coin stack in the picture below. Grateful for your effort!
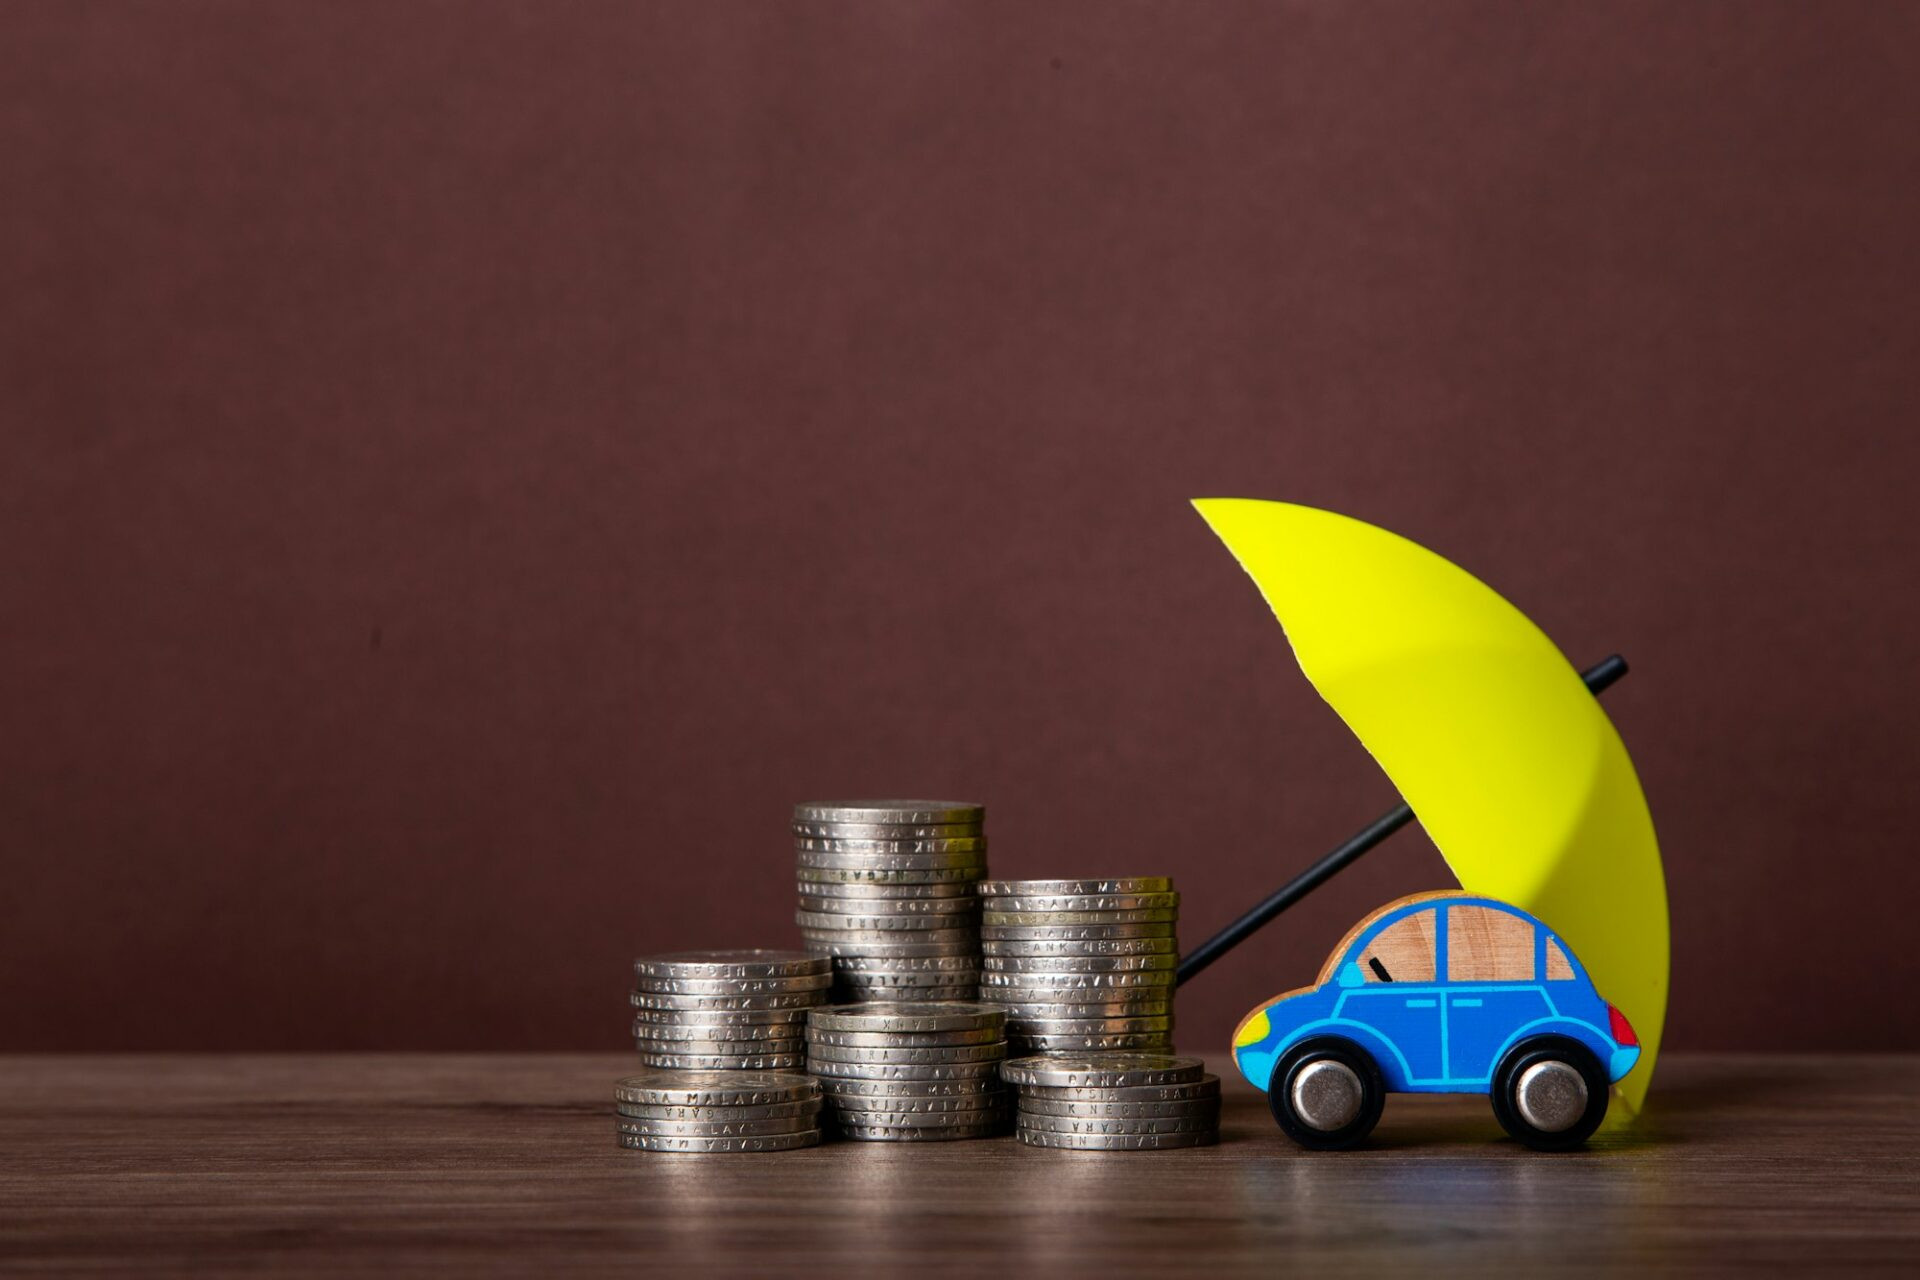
[806,1002,1011,1140]
[614,1069,824,1153]
[1003,1053,1221,1151]
[978,878,1179,1055]
[793,800,987,1003]
[631,950,831,1070]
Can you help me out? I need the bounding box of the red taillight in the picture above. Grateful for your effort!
[1608,1004,1638,1047]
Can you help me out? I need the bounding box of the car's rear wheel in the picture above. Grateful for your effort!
[1490,1035,1609,1151]
[1267,1036,1385,1150]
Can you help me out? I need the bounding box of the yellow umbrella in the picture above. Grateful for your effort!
[1193,498,1668,1120]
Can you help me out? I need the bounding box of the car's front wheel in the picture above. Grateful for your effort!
[1490,1035,1610,1151]
[1267,1036,1385,1150]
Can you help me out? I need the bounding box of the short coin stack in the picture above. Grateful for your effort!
[614,1069,824,1153]
[806,1001,1011,1140]
[978,878,1179,1055]
[793,800,987,1003]
[631,950,831,1070]
[1003,1053,1220,1150]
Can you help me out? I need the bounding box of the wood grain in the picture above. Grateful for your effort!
[2,1053,1916,1276]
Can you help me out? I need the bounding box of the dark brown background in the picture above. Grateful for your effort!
[4,1,1916,1052]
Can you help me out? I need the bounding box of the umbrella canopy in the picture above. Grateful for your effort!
[1194,498,1668,1119]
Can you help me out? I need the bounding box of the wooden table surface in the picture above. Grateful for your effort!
[2,1052,1916,1276]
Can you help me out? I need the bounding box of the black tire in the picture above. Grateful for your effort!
[1267,1036,1386,1151]
[1490,1035,1610,1151]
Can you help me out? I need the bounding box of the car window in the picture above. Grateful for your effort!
[1446,905,1536,982]
[1359,909,1437,983]
[1545,937,1575,980]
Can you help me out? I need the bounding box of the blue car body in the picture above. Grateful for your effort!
[1233,892,1640,1095]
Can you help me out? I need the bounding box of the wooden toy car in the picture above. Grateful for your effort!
[1231,891,1640,1151]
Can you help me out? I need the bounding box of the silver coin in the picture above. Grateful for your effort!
[980,878,1172,897]
[1015,1110,1216,1136]
[1000,1054,1206,1089]
[807,1028,1004,1050]
[803,925,978,943]
[628,1003,812,1026]
[793,820,982,840]
[633,973,834,996]
[983,953,1178,973]
[987,983,1175,1003]
[1011,1032,1176,1053]
[830,995,983,1010]
[837,1121,1004,1141]
[831,954,981,974]
[803,937,980,958]
[825,1091,1007,1113]
[834,995,982,1009]
[1008,1025,1174,1045]
[628,989,827,1013]
[983,892,1180,913]
[830,961,982,977]
[793,801,985,825]
[618,1129,821,1154]
[832,984,980,1002]
[833,991,980,1006]
[801,923,979,941]
[638,1050,807,1070]
[809,1002,1005,1034]
[796,850,987,872]
[830,969,981,987]
[1013,1127,1216,1151]
[826,1105,1008,1128]
[632,950,829,980]
[981,970,1175,991]
[830,966,982,985]
[635,1035,808,1057]
[999,1014,1171,1034]
[614,1070,820,1107]
[980,923,1175,941]
[630,1023,808,1046]
[1001,1014,1172,1033]
[983,908,1178,927]
[1017,1096,1220,1120]
[794,834,988,854]
[616,1114,820,1138]
[796,880,976,901]
[797,865,985,885]
[990,999,1174,1019]
[1015,1075,1221,1105]
[817,1075,1003,1098]
[983,937,1176,957]
[796,910,979,933]
[796,894,977,915]
[807,1042,1007,1066]
[616,1099,823,1123]
[632,1018,810,1042]
[806,1059,1005,1081]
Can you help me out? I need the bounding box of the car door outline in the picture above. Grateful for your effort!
[1439,904,1557,1084]
[1331,903,1446,1083]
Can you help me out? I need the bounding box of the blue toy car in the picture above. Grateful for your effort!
[1232,891,1640,1151]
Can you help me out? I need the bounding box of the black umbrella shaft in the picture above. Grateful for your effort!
[1175,653,1631,987]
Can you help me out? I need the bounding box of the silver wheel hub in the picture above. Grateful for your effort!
[1290,1059,1364,1131]
[1515,1060,1589,1133]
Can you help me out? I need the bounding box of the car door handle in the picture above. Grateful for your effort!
[1403,998,1437,1008]
[1452,998,1483,1007]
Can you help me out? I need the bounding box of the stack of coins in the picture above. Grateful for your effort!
[793,801,987,1003]
[977,878,1179,1055]
[1003,1053,1221,1151]
[806,1001,1011,1140]
[631,950,831,1070]
[614,1069,824,1153]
